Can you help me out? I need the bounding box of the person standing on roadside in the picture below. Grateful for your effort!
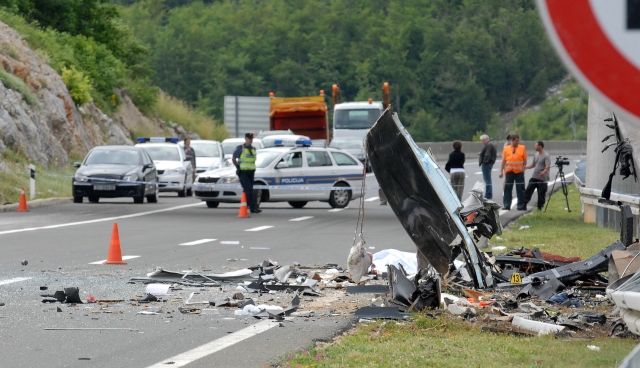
[232,132,261,213]
[183,137,196,182]
[524,141,551,210]
[478,134,497,199]
[445,141,466,200]
[499,134,527,210]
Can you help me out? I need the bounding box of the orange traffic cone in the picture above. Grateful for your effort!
[105,223,126,264]
[237,192,250,218]
[17,189,28,212]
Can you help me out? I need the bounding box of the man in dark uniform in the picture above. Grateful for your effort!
[232,132,261,213]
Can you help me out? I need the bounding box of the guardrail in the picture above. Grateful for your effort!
[579,186,640,235]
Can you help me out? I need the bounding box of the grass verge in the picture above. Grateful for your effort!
[283,184,634,368]
[0,68,38,106]
[0,151,72,204]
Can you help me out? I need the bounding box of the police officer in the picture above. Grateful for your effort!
[232,132,261,213]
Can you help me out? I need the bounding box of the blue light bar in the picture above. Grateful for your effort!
[296,138,312,147]
[136,137,179,144]
[274,139,283,146]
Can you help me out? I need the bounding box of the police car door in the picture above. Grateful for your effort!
[271,150,306,200]
[304,150,336,200]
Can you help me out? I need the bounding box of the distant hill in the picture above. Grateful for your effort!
[119,0,577,141]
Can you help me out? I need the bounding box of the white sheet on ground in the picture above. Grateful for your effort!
[372,249,417,276]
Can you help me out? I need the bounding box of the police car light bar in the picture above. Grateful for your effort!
[296,138,312,147]
[136,137,179,144]
[273,139,283,147]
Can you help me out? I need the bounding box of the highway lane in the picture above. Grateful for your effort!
[0,156,580,367]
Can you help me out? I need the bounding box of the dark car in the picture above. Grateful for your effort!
[72,146,159,204]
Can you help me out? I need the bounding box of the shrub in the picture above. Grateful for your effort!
[0,68,37,105]
[61,66,92,105]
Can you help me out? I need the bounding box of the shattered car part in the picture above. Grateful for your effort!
[366,109,492,288]
[346,285,389,294]
[497,241,625,288]
[354,306,408,320]
[511,315,565,336]
[129,268,254,286]
[608,270,640,335]
[517,277,566,300]
[388,264,441,311]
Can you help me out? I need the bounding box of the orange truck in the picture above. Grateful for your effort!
[268,92,329,140]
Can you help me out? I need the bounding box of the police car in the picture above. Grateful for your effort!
[135,137,194,197]
[193,139,364,208]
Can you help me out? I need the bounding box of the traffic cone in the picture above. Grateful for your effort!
[17,189,28,212]
[237,192,250,218]
[105,223,126,264]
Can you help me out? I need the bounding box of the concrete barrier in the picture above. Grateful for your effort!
[416,141,586,161]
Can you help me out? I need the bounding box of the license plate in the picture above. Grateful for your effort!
[94,184,116,191]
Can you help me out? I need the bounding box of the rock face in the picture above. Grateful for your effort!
[0,21,178,167]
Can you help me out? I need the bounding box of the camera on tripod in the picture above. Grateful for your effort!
[555,156,570,168]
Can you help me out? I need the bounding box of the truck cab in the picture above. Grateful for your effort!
[332,101,384,142]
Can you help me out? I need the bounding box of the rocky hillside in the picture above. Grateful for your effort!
[0,20,180,167]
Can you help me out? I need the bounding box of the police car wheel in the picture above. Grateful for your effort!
[206,201,219,208]
[288,201,307,209]
[329,182,351,208]
[146,188,158,203]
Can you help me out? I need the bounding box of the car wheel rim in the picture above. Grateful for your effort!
[334,189,349,206]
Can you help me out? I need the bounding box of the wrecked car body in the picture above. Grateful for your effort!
[366,109,495,288]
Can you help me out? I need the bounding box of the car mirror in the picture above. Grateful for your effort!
[276,161,289,169]
[143,163,153,170]
[73,161,81,168]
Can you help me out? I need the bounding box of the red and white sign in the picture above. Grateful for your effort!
[537,0,640,123]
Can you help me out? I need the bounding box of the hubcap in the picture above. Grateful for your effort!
[334,189,349,206]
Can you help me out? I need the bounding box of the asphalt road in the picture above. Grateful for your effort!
[0,156,581,367]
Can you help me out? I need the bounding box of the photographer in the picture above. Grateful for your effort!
[524,141,551,210]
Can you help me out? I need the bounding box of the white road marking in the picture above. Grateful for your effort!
[0,202,204,236]
[328,208,345,212]
[249,246,270,250]
[89,255,140,265]
[0,277,31,286]
[289,216,313,222]
[220,241,240,245]
[245,225,273,232]
[364,196,379,202]
[145,320,278,368]
[179,239,217,246]
[474,171,482,175]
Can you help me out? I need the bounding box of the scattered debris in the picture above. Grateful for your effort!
[41,287,83,304]
[21,260,28,266]
[44,328,139,332]
[354,306,408,320]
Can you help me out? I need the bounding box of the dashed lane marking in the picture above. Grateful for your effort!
[0,202,204,236]
[328,208,346,212]
[145,320,277,368]
[289,216,313,222]
[179,239,217,246]
[0,277,31,286]
[364,196,379,202]
[220,241,240,245]
[245,225,274,232]
[89,255,140,265]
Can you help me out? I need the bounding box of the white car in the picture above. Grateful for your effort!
[179,139,224,174]
[135,142,194,196]
[222,138,264,160]
[193,145,364,208]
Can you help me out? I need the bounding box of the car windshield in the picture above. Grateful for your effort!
[256,151,281,168]
[191,142,220,157]
[85,149,141,165]
[334,109,382,129]
[222,141,241,155]
[143,146,180,161]
[330,140,363,150]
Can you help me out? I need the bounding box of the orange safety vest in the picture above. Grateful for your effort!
[503,144,527,174]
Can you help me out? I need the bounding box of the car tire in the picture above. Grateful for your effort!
[178,185,187,197]
[88,196,99,203]
[73,195,82,203]
[133,195,144,204]
[146,186,158,203]
[288,201,307,209]
[187,188,193,196]
[206,201,219,208]
[329,182,351,208]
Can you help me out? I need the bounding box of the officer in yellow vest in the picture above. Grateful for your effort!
[232,132,261,213]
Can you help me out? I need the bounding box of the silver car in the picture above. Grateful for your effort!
[136,142,194,197]
[193,146,364,208]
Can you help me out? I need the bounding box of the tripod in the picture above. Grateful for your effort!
[544,165,571,213]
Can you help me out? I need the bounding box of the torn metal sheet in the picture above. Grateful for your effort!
[388,264,441,311]
[246,280,320,296]
[366,109,492,288]
[354,306,408,320]
[497,241,625,288]
[130,268,254,285]
[608,270,640,335]
[346,285,389,294]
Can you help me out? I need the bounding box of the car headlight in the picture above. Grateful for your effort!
[74,174,89,182]
[219,176,239,184]
[165,168,186,175]
[123,174,138,182]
